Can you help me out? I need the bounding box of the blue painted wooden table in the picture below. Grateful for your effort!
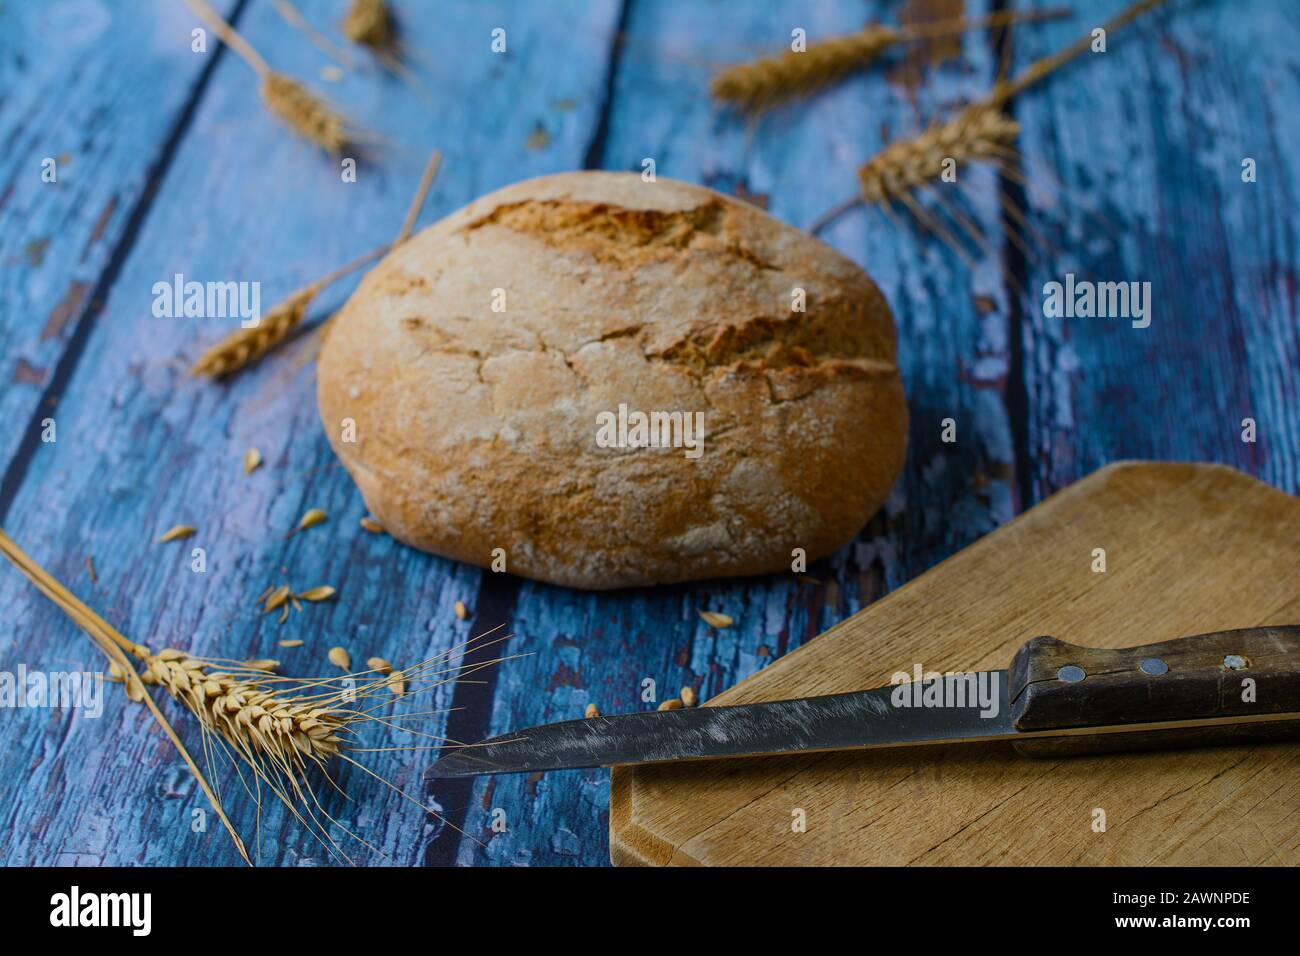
[1,0,1297,866]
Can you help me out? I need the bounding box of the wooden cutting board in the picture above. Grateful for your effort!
[609,462,1300,865]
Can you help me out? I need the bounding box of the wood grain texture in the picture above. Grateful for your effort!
[455,0,1024,866]
[609,462,1300,866]
[1009,626,1300,729]
[1,0,1298,868]
[0,0,240,478]
[1006,0,1300,498]
[0,0,623,866]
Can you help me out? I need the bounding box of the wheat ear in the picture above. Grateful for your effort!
[858,103,1021,203]
[139,636,514,863]
[712,26,901,110]
[808,0,1167,235]
[343,0,396,49]
[190,147,440,380]
[189,245,386,378]
[185,0,353,152]
[0,529,251,865]
[711,8,1069,112]
[0,527,520,863]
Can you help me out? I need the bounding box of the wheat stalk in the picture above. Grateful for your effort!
[271,0,353,68]
[711,8,1069,113]
[0,528,251,864]
[0,527,517,864]
[189,246,385,378]
[185,0,354,152]
[808,0,1167,236]
[146,638,511,863]
[189,147,441,379]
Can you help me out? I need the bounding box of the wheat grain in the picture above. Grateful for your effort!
[359,516,385,533]
[857,102,1020,204]
[297,585,336,602]
[263,585,291,615]
[0,529,251,864]
[157,525,196,543]
[328,646,352,671]
[658,699,683,711]
[584,702,600,718]
[698,610,733,629]
[243,448,262,475]
[681,686,697,707]
[295,509,327,530]
[1,526,519,863]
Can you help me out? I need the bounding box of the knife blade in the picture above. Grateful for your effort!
[427,625,1300,778]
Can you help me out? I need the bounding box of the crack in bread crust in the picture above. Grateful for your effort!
[461,198,779,271]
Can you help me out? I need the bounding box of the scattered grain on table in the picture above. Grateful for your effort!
[584,702,600,718]
[262,585,291,614]
[359,516,385,533]
[698,610,733,628]
[243,448,262,474]
[366,656,392,675]
[658,698,682,711]
[328,646,351,671]
[293,508,328,534]
[681,686,697,707]
[157,525,195,543]
[454,600,468,620]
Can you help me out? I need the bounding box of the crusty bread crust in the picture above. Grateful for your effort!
[317,172,907,589]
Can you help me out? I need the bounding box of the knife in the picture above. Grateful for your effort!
[427,626,1300,778]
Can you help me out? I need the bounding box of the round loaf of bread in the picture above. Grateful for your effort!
[317,171,907,589]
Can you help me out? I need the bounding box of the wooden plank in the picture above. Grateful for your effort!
[0,0,621,866]
[610,461,1300,865]
[455,0,1024,864]
[1006,0,1300,498]
[0,0,239,485]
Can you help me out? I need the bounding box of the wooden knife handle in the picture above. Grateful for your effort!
[1008,625,1300,756]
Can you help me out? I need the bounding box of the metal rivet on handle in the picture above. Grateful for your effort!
[1223,654,1248,670]
[1139,657,1168,676]
[1057,664,1086,683]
